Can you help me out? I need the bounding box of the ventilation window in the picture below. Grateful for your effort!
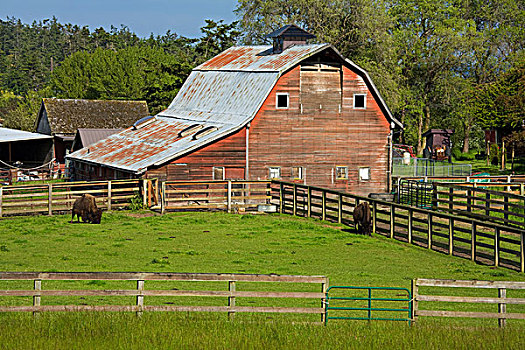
[213,167,225,180]
[269,167,281,179]
[359,167,370,181]
[193,126,218,140]
[336,166,348,180]
[353,94,366,109]
[133,116,156,130]
[179,124,203,138]
[292,166,303,180]
[276,93,289,109]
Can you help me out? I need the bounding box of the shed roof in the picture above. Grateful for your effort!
[0,127,52,143]
[38,99,149,135]
[423,129,455,137]
[68,44,401,174]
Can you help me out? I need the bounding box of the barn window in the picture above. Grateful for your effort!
[213,167,225,180]
[336,166,348,180]
[292,166,303,180]
[353,94,366,109]
[359,167,370,181]
[269,167,281,179]
[276,93,289,109]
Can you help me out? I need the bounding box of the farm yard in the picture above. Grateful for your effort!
[0,210,524,349]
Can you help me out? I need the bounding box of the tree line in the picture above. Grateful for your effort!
[1,0,524,157]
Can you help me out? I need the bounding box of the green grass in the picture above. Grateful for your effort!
[0,211,524,348]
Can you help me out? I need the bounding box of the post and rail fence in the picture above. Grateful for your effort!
[0,272,328,321]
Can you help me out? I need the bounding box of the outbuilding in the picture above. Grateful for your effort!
[68,25,402,195]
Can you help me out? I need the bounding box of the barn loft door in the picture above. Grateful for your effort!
[300,62,342,113]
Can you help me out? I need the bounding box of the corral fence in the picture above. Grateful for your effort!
[392,158,472,177]
[412,279,525,327]
[397,180,433,208]
[158,180,271,213]
[272,181,525,273]
[0,272,328,321]
[0,179,140,217]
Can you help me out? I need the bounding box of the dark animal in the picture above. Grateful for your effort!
[71,194,103,224]
[353,202,371,236]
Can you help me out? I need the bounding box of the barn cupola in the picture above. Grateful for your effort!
[265,24,316,54]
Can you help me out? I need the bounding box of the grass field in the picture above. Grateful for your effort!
[1,210,524,349]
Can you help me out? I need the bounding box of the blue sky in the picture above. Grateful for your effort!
[0,0,239,38]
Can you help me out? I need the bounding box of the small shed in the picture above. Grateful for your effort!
[0,127,53,166]
[422,129,454,161]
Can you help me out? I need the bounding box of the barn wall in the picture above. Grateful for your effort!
[248,64,390,195]
[146,128,247,181]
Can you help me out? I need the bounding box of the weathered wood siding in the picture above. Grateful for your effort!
[248,62,390,195]
[146,129,247,181]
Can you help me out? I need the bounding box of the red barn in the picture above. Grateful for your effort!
[68,25,402,195]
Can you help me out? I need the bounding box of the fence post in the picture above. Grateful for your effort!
[142,179,147,208]
[427,212,432,249]
[411,279,418,323]
[48,184,52,216]
[293,184,297,216]
[390,204,395,239]
[432,183,438,210]
[0,187,3,218]
[408,208,413,244]
[228,280,236,320]
[448,187,453,212]
[485,192,490,217]
[503,197,509,224]
[307,187,311,218]
[520,183,524,196]
[521,232,524,273]
[372,202,377,234]
[449,217,454,255]
[137,280,144,316]
[467,188,472,212]
[279,182,283,214]
[322,191,326,221]
[161,182,166,215]
[321,279,328,323]
[227,180,232,213]
[33,279,41,316]
[498,288,507,328]
[471,223,476,262]
[495,227,500,267]
[337,193,342,224]
[107,181,112,211]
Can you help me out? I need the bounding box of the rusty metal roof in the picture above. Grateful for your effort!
[67,44,401,173]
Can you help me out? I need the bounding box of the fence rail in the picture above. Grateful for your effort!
[0,179,140,217]
[0,272,327,320]
[413,278,525,327]
[272,181,525,273]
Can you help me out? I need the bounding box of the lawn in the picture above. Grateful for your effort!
[0,210,524,349]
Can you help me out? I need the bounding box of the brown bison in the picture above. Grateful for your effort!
[71,194,103,224]
[353,202,371,236]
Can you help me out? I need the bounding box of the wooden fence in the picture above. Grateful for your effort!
[393,175,525,185]
[432,182,525,229]
[0,179,140,217]
[160,180,271,213]
[0,272,327,320]
[272,181,525,273]
[412,279,525,327]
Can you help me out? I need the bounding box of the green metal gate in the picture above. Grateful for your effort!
[325,286,412,324]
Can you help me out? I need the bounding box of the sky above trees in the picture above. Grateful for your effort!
[0,0,238,38]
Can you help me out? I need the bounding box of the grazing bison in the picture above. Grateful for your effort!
[353,202,372,236]
[71,194,103,224]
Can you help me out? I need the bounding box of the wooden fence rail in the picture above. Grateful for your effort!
[412,278,525,327]
[160,180,271,213]
[0,272,328,320]
[432,182,525,229]
[272,181,525,273]
[0,179,141,217]
[393,175,525,184]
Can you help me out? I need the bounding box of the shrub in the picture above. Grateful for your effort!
[489,144,500,165]
[452,148,476,161]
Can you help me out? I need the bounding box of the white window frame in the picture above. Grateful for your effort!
[359,167,371,181]
[335,166,348,180]
[213,166,225,180]
[292,166,304,180]
[269,166,281,179]
[353,93,367,109]
[276,93,289,109]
